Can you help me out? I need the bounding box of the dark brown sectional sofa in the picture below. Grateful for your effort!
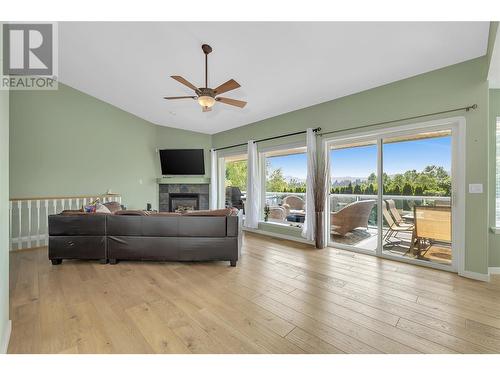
[48,210,241,266]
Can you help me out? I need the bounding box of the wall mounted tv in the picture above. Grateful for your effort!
[159,149,205,175]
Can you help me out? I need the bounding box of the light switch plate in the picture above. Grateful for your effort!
[469,183,483,194]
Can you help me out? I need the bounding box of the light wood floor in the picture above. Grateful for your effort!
[8,232,500,354]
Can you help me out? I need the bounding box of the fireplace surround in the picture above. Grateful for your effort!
[159,183,209,212]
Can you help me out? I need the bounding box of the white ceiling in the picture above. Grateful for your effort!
[59,22,490,135]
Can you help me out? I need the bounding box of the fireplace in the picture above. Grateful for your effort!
[159,183,209,212]
[169,193,199,212]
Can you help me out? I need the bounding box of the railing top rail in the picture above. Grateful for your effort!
[329,193,450,200]
[9,193,121,202]
[262,192,450,200]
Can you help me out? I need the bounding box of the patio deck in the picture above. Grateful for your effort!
[331,228,452,265]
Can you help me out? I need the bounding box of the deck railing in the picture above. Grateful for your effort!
[9,193,122,251]
[262,191,450,210]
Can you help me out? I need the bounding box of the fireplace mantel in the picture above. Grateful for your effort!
[157,176,210,185]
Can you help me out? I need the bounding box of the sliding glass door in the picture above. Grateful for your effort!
[381,130,453,266]
[329,140,379,253]
[326,122,460,271]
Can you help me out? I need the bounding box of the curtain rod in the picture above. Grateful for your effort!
[317,104,477,137]
[211,127,321,152]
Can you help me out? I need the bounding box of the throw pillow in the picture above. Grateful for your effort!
[95,203,112,214]
[103,201,122,213]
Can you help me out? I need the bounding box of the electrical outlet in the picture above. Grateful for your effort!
[468,183,483,194]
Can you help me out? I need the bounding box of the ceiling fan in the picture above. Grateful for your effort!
[164,44,247,112]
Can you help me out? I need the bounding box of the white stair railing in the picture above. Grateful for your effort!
[9,193,122,251]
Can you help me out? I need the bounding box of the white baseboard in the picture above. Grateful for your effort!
[459,270,490,282]
[243,227,314,245]
[1,320,12,354]
[488,267,500,275]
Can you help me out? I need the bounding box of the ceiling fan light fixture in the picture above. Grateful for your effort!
[198,95,215,108]
[165,44,247,111]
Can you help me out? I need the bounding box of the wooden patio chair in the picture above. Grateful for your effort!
[385,199,413,227]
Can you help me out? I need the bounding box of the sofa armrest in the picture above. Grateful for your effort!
[227,215,239,237]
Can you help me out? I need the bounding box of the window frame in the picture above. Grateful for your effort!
[496,117,500,228]
[217,147,248,210]
[259,141,308,227]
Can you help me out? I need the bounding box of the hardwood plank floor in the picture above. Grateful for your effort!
[7,232,500,354]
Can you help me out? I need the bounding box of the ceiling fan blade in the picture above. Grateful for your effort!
[163,96,197,100]
[170,76,200,93]
[216,97,247,108]
[214,79,240,95]
[202,106,212,112]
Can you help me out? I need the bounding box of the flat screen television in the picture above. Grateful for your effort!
[159,149,205,175]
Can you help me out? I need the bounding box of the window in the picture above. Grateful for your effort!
[497,118,500,227]
[262,146,307,226]
[223,153,247,211]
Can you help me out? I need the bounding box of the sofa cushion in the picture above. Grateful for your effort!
[60,210,108,216]
[178,216,227,237]
[49,236,106,259]
[106,215,179,236]
[103,201,122,213]
[115,210,152,216]
[182,208,237,217]
[49,214,106,235]
[149,212,182,217]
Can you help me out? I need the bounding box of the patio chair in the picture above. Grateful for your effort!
[267,206,287,221]
[330,199,376,236]
[382,205,414,247]
[385,199,413,227]
[282,195,305,213]
[225,186,244,210]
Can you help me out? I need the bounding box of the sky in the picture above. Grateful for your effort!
[267,136,451,180]
[268,153,308,180]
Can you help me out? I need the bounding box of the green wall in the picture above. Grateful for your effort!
[213,57,491,275]
[489,89,500,267]
[0,24,10,352]
[9,83,212,210]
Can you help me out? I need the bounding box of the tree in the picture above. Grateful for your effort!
[403,169,418,183]
[225,160,247,190]
[345,182,353,194]
[266,168,288,192]
[364,183,375,195]
[367,172,377,184]
[333,165,450,197]
[402,183,413,196]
